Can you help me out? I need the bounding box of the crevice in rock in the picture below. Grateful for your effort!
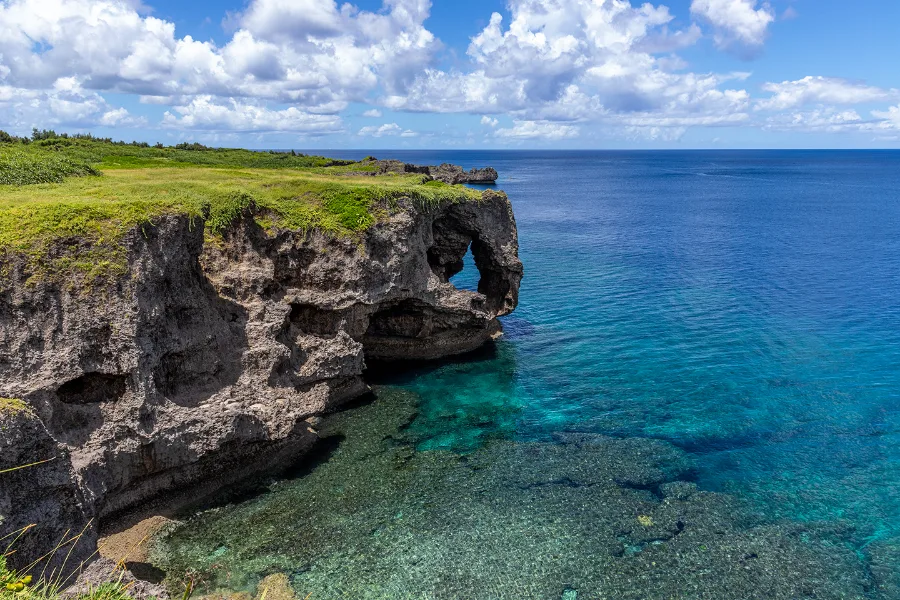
[288,303,346,336]
[48,375,117,445]
[366,299,451,339]
[361,298,499,361]
[57,373,128,404]
[152,341,239,406]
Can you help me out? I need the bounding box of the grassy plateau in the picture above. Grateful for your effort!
[0,132,482,284]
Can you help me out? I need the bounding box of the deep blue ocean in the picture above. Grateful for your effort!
[157,151,900,598]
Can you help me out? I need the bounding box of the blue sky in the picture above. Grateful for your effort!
[1,0,899,149]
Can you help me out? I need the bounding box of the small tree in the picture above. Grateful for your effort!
[31,128,61,141]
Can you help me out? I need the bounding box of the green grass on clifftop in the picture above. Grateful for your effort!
[0,135,484,286]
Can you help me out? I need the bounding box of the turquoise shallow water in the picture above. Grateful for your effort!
[393,150,900,537]
[155,151,900,598]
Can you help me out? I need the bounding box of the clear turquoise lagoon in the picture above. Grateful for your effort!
[155,151,900,599]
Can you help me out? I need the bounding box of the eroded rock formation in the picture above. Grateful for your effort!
[0,188,521,575]
[373,160,499,184]
[427,164,499,184]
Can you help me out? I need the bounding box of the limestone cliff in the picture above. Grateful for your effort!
[372,160,499,184]
[0,187,521,575]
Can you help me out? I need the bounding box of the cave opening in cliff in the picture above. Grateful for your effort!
[428,215,494,302]
[427,210,516,315]
[57,373,129,404]
[470,239,515,314]
[449,244,480,292]
[288,303,346,336]
[366,298,438,339]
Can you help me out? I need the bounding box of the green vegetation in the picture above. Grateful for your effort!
[0,398,28,414]
[0,132,483,286]
[0,554,135,600]
[0,555,34,596]
[0,153,99,186]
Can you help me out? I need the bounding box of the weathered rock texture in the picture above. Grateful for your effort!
[0,188,521,576]
[427,164,498,184]
[0,405,95,577]
[373,160,499,184]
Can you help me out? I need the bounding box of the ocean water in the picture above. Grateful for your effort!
[154,151,900,599]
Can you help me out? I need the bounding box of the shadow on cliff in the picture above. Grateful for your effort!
[364,340,502,385]
[159,432,349,521]
[134,216,251,409]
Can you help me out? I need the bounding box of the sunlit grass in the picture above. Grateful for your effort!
[0,139,485,287]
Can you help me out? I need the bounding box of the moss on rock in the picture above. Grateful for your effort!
[0,397,27,414]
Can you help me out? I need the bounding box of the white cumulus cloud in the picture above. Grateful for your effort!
[357,122,416,137]
[690,0,775,49]
[161,96,343,134]
[0,78,143,130]
[1,0,895,143]
[495,120,579,140]
[764,109,865,132]
[385,0,758,143]
[757,76,897,111]
[872,105,900,129]
[0,0,439,115]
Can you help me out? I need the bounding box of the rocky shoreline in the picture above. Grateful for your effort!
[0,165,521,580]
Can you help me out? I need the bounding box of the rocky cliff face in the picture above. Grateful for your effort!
[0,188,521,575]
[373,160,499,184]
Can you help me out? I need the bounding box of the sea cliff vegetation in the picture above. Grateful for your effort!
[0,398,27,414]
[0,130,482,284]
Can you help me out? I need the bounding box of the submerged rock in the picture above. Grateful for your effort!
[152,388,876,600]
[0,189,522,574]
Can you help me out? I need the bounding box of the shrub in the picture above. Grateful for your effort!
[31,129,62,142]
[0,153,100,186]
[174,142,210,151]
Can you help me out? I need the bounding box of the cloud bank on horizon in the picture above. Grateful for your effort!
[0,0,898,148]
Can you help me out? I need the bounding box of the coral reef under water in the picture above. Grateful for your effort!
[152,387,876,600]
